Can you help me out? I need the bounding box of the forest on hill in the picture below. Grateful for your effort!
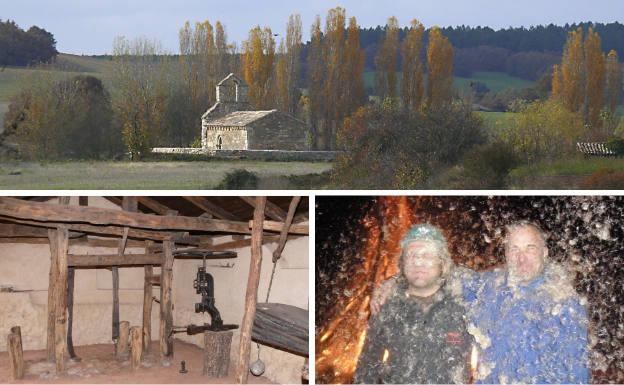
[0,20,57,66]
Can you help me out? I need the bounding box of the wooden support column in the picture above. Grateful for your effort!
[67,196,87,361]
[7,326,24,379]
[142,240,154,352]
[235,197,266,384]
[130,326,143,369]
[159,238,174,360]
[113,197,137,354]
[46,229,59,362]
[53,225,69,373]
[47,197,69,362]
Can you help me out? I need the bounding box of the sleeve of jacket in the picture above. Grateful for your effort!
[543,298,590,383]
[353,310,387,384]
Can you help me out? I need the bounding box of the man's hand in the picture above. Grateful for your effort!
[370,277,398,315]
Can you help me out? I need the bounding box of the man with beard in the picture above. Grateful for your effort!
[371,221,589,384]
[355,224,471,384]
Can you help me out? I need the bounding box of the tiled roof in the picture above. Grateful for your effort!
[205,110,276,127]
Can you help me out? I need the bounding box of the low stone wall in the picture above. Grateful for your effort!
[151,148,340,161]
[151,147,205,155]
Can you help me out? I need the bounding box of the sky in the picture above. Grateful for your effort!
[3,0,623,55]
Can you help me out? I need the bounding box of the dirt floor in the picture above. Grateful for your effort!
[0,340,274,384]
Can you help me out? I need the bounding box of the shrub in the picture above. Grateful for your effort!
[333,101,485,188]
[5,75,120,160]
[190,137,202,148]
[579,168,624,189]
[216,169,259,189]
[462,141,519,188]
[433,140,519,188]
[606,136,624,156]
[502,99,584,164]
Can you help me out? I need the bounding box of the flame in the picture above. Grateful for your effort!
[382,349,389,363]
[316,197,416,383]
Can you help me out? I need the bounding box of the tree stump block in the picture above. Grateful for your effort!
[130,326,143,369]
[8,326,24,379]
[116,321,130,358]
[204,330,233,378]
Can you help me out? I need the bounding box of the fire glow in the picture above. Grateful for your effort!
[316,197,414,384]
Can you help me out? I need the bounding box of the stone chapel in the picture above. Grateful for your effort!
[201,74,310,151]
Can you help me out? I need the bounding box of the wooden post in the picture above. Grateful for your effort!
[46,197,70,363]
[116,321,130,357]
[7,326,24,379]
[130,326,143,369]
[235,197,266,384]
[142,240,154,352]
[204,330,233,378]
[46,229,59,362]
[65,197,87,361]
[272,196,302,263]
[159,239,174,360]
[53,225,69,373]
[113,197,136,352]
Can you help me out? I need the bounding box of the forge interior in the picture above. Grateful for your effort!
[0,196,309,384]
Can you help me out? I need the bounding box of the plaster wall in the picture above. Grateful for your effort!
[0,197,158,352]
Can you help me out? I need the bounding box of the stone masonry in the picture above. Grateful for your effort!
[201,74,310,151]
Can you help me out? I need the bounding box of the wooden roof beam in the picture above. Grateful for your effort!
[137,197,171,215]
[240,197,287,222]
[0,197,250,233]
[182,196,240,221]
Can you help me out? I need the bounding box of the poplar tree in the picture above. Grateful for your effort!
[275,39,289,112]
[375,16,399,100]
[584,27,606,128]
[215,22,230,79]
[242,26,276,109]
[560,27,585,112]
[344,16,366,115]
[323,7,346,149]
[426,27,454,109]
[401,19,425,111]
[551,64,563,102]
[308,16,324,149]
[605,50,622,114]
[285,14,302,115]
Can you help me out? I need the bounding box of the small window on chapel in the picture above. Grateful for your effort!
[216,136,223,150]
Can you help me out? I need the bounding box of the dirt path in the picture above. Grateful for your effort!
[0,340,274,384]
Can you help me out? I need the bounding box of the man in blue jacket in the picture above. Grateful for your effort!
[371,221,590,384]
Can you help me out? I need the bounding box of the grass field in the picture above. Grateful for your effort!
[0,54,110,103]
[0,160,333,189]
[454,72,534,92]
[509,157,624,178]
[0,102,8,132]
[363,71,535,94]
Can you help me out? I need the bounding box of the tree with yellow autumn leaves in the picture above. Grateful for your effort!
[552,26,622,133]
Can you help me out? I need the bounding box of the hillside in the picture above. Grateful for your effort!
[363,70,535,94]
[0,54,112,127]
